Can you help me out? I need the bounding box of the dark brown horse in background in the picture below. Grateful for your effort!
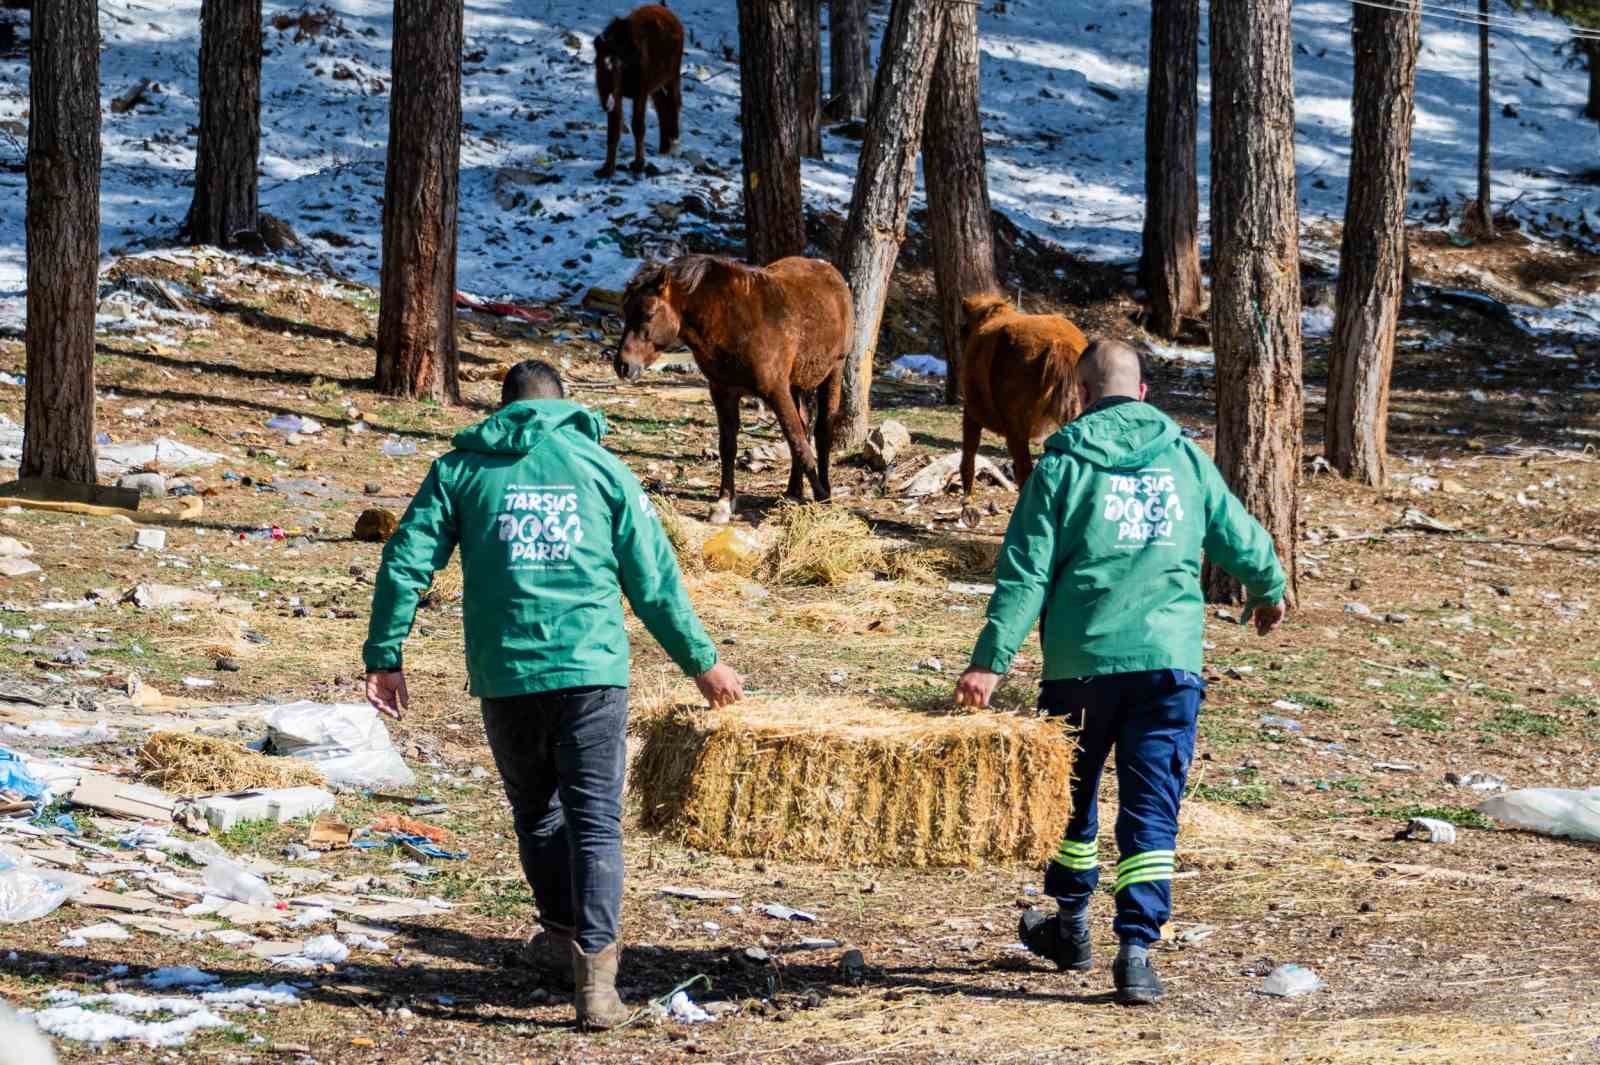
[614,255,854,523]
[593,4,683,178]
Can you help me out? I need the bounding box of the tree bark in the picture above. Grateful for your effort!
[737,0,807,264]
[1472,0,1492,231]
[23,0,100,484]
[1204,0,1301,608]
[924,0,997,405]
[1325,0,1420,487]
[376,0,462,402]
[185,0,262,247]
[1585,39,1600,121]
[799,0,824,158]
[835,0,944,447]
[1139,0,1202,340]
[827,0,871,120]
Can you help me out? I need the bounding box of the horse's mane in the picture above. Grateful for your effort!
[626,255,765,302]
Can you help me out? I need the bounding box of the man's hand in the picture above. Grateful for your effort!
[695,663,745,708]
[954,667,1003,709]
[1248,601,1286,636]
[366,670,409,720]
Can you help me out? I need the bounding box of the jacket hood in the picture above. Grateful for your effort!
[1044,401,1180,470]
[450,399,607,456]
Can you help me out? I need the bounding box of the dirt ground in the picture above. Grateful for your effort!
[1,226,1599,1064]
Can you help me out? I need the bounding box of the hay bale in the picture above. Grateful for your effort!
[137,731,325,794]
[764,504,883,586]
[633,697,1073,867]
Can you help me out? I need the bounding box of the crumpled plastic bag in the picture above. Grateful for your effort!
[1477,787,1600,844]
[260,701,414,789]
[0,846,90,924]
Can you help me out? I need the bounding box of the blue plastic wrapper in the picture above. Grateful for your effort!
[0,747,46,801]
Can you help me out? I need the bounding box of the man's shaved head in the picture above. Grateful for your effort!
[1078,340,1145,404]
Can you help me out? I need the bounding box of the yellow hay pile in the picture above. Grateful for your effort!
[137,731,325,794]
[764,504,884,586]
[633,697,1073,867]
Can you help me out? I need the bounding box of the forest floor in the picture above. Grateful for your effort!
[0,221,1599,1064]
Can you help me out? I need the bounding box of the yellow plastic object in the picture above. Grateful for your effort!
[702,527,764,575]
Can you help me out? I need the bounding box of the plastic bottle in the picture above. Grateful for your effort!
[203,856,275,906]
[1261,963,1322,997]
[381,440,418,458]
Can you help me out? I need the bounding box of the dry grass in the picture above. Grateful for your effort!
[154,614,258,661]
[764,503,884,586]
[650,492,704,572]
[136,731,326,794]
[632,697,1073,867]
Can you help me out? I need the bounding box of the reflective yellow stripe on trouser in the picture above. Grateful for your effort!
[1051,837,1099,872]
[1113,850,1175,894]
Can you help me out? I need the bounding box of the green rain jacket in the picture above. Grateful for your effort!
[970,399,1286,680]
[363,400,718,698]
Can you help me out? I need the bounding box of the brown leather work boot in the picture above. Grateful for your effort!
[572,941,631,1030]
[521,924,574,990]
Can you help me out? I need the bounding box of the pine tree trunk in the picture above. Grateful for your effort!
[1325,0,1420,487]
[924,0,996,405]
[1585,40,1600,121]
[737,0,807,264]
[1204,0,1301,609]
[22,0,99,484]
[799,0,824,158]
[185,0,262,247]
[835,0,944,447]
[1139,0,1202,340]
[827,0,871,120]
[376,0,462,402]
[1473,0,1492,231]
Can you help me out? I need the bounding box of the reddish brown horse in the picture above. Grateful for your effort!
[615,255,854,522]
[959,293,1089,500]
[593,4,683,178]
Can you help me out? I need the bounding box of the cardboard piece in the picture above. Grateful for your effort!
[73,887,180,914]
[69,774,176,823]
[306,813,353,851]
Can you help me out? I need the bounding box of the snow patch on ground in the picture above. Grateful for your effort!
[0,0,1598,335]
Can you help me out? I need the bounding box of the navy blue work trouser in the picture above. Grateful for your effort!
[1039,668,1205,946]
[480,685,628,954]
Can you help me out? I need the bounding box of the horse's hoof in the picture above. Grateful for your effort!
[663,140,680,158]
[708,499,734,525]
[594,166,614,180]
[630,159,647,175]
[959,504,983,530]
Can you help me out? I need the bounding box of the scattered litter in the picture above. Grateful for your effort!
[65,921,133,941]
[665,990,715,1023]
[1260,963,1323,997]
[0,846,89,922]
[142,966,220,990]
[0,746,49,802]
[380,440,417,458]
[1446,771,1506,793]
[4,720,111,746]
[1270,699,1304,713]
[299,933,349,964]
[947,580,996,597]
[1403,817,1457,844]
[1477,787,1600,843]
[265,414,322,435]
[261,701,414,789]
[1343,602,1372,616]
[132,528,167,551]
[69,773,176,822]
[660,885,741,902]
[352,833,468,861]
[366,814,453,845]
[797,937,841,950]
[760,902,818,922]
[180,677,216,689]
[899,452,1014,498]
[1258,715,1303,733]
[1177,925,1217,945]
[886,354,948,379]
[203,856,275,907]
[26,999,230,1048]
[702,527,764,575]
[0,558,41,578]
[306,813,353,850]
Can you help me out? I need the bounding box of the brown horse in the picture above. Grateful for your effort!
[593,4,683,178]
[959,293,1089,500]
[615,255,854,523]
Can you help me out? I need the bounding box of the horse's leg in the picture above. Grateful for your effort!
[959,412,983,528]
[596,105,622,179]
[769,387,821,503]
[709,385,741,524]
[662,73,682,155]
[814,367,842,503]
[630,92,648,174]
[1006,435,1035,488]
[785,385,811,500]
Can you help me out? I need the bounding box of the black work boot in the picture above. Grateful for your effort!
[1018,909,1092,972]
[1113,952,1165,1006]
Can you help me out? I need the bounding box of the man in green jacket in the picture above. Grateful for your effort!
[954,340,1286,1006]
[364,360,743,1029]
